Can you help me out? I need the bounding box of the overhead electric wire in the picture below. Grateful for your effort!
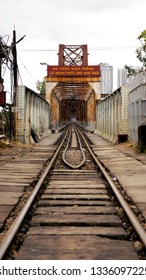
[18,54,38,82]
[17,66,23,86]
[18,46,137,52]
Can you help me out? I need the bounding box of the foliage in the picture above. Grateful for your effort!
[124,65,137,77]
[137,30,146,42]
[125,29,146,76]
[0,104,12,138]
[136,30,146,67]
[36,80,46,95]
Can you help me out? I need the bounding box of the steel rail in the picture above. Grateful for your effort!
[62,125,86,169]
[0,129,69,260]
[79,129,146,248]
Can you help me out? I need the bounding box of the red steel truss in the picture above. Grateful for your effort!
[58,44,88,66]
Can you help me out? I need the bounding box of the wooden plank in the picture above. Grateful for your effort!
[28,226,127,237]
[137,202,146,219]
[0,186,24,192]
[31,214,122,226]
[0,191,22,198]
[0,206,12,211]
[48,183,106,188]
[0,182,29,186]
[0,171,37,175]
[0,177,32,183]
[3,164,41,169]
[51,176,99,180]
[0,198,18,205]
[53,169,97,173]
[44,189,107,194]
[41,194,110,200]
[0,212,10,223]
[49,180,102,185]
[16,236,138,260]
[0,168,35,172]
[0,206,12,223]
[23,153,52,156]
[38,200,113,206]
[0,192,21,205]
[35,206,116,214]
[0,174,35,178]
[12,159,47,162]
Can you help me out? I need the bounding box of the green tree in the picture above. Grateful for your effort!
[125,29,146,76]
[36,79,46,95]
[136,30,146,67]
[0,104,12,138]
[124,65,137,77]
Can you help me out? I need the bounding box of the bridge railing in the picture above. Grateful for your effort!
[16,85,50,144]
[95,85,129,143]
[129,71,146,144]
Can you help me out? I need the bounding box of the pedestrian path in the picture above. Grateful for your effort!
[89,132,146,221]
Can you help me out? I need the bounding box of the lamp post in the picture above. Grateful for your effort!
[40,62,47,66]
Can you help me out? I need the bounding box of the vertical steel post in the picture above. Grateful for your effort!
[12,30,18,107]
[12,29,18,139]
[0,37,2,83]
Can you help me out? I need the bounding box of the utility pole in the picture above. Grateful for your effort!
[0,36,4,84]
[12,30,26,104]
[0,36,5,107]
[12,29,18,139]
[12,30,26,106]
[12,30,25,139]
[12,29,17,107]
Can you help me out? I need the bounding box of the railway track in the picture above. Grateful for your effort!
[0,123,146,259]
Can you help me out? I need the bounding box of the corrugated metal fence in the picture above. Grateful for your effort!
[95,85,129,143]
[129,71,146,143]
[16,85,50,144]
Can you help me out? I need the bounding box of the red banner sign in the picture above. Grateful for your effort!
[47,65,100,77]
[0,91,6,107]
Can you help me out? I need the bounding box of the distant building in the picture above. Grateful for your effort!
[117,68,128,88]
[99,63,113,95]
[117,66,141,88]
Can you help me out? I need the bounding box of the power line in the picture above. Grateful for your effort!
[18,54,39,82]
[18,46,137,52]
[18,49,57,52]
[90,46,137,50]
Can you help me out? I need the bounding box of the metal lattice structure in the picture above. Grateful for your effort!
[58,44,88,66]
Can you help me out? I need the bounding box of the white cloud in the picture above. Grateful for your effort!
[47,0,145,13]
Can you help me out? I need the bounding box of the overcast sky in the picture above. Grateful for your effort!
[1,0,146,97]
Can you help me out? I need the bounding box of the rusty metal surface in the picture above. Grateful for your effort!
[49,81,96,127]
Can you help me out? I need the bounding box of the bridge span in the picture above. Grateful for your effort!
[15,44,146,151]
[45,44,100,132]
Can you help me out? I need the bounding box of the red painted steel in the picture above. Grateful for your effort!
[0,91,6,106]
[58,44,88,66]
